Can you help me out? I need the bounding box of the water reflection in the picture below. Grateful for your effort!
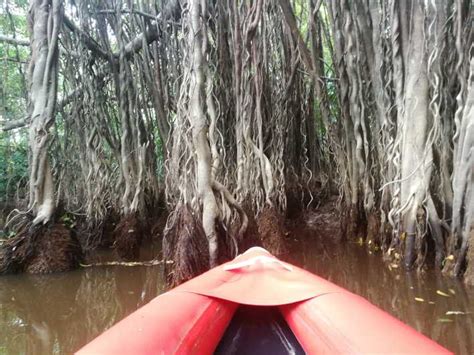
[0,265,166,354]
[286,233,474,354]
[0,235,473,354]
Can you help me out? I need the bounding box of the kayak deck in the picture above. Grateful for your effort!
[215,306,304,355]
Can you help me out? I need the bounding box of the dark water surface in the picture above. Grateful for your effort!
[0,236,473,354]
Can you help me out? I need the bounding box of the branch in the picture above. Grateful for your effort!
[0,89,82,132]
[1,118,27,131]
[114,26,159,59]
[63,14,160,61]
[63,16,111,61]
[277,0,315,75]
[96,9,157,21]
[0,34,29,46]
[65,1,182,61]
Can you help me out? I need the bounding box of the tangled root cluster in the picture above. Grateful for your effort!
[0,221,82,274]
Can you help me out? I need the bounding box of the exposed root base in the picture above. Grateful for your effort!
[237,203,263,252]
[98,211,121,249]
[300,195,341,241]
[341,203,367,241]
[464,230,474,286]
[113,214,143,261]
[285,184,323,219]
[0,220,82,274]
[163,205,209,287]
[367,212,381,248]
[256,207,287,257]
[150,211,169,242]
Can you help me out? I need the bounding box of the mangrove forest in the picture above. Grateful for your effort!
[0,0,473,298]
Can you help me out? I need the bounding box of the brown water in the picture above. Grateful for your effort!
[0,236,473,354]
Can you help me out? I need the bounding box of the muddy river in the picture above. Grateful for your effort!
[0,235,473,354]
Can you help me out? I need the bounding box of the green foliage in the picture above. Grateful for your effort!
[0,131,28,203]
[0,2,29,121]
[0,2,29,205]
[60,213,76,229]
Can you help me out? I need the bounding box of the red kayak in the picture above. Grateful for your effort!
[77,247,451,354]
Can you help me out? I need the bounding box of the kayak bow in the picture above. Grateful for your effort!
[77,247,452,354]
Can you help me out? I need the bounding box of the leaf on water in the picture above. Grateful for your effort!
[437,318,454,323]
[428,301,435,305]
[400,232,406,241]
[390,263,399,269]
[436,290,450,297]
[448,288,456,295]
[446,254,455,261]
[414,297,425,302]
[446,311,467,315]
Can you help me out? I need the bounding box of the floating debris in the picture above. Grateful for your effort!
[446,311,468,316]
[437,318,454,323]
[436,290,450,297]
[448,289,456,295]
[414,297,425,302]
[80,260,174,268]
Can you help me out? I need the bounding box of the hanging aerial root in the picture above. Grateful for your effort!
[0,217,82,274]
[284,180,326,220]
[234,202,264,252]
[212,180,248,241]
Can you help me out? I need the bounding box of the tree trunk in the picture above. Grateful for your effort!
[188,0,220,267]
[27,0,62,225]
